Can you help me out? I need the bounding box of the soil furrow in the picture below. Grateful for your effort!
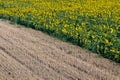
[0,20,120,80]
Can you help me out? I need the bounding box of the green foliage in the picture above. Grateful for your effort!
[0,0,120,62]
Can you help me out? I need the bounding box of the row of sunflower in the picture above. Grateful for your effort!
[0,0,120,62]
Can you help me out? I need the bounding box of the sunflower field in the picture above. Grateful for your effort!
[0,0,120,62]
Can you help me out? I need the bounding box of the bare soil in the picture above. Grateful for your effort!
[0,20,120,80]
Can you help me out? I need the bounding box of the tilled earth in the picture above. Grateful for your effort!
[0,20,120,80]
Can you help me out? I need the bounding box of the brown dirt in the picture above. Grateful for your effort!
[0,19,120,80]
